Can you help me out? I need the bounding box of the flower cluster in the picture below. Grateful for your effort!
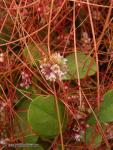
[20,71,31,89]
[40,53,68,81]
[81,32,91,44]
[81,32,92,51]
[74,129,85,142]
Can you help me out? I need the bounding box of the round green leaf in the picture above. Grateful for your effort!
[66,51,97,79]
[28,95,67,137]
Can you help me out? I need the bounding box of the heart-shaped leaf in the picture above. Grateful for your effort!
[28,95,67,138]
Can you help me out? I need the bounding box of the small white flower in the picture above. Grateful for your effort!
[20,83,24,87]
[74,134,81,141]
[48,72,56,81]
[51,64,60,74]
[74,130,84,142]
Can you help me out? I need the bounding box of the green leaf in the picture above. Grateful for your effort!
[99,90,113,123]
[87,113,97,125]
[28,95,67,138]
[87,89,113,125]
[85,126,102,148]
[65,51,97,79]
[23,43,41,66]
[15,99,38,143]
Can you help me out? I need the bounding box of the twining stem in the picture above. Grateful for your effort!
[86,0,100,110]
[73,2,82,108]
[48,0,54,57]
[53,82,64,150]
